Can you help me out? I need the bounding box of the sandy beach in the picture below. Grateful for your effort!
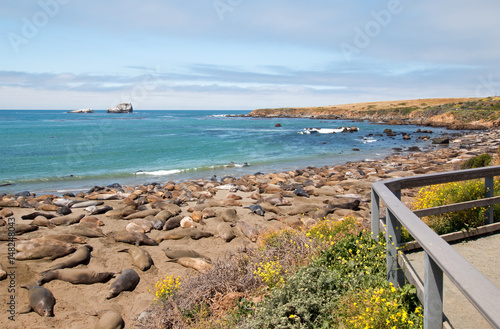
[1,128,499,329]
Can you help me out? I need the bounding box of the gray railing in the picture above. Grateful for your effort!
[371,166,500,329]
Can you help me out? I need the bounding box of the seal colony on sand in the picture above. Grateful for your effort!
[1,128,500,328]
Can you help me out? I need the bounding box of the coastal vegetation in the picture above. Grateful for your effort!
[248,97,500,129]
[141,218,423,328]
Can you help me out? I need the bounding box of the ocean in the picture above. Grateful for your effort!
[0,110,451,195]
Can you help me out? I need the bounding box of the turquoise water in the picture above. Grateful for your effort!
[0,110,450,195]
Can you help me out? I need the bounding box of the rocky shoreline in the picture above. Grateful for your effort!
[1,128,499,328]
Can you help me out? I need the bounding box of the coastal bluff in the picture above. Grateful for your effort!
[107,103,133,113]
[247,97,500,130]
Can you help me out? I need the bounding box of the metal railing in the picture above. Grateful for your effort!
[371,166,500,329]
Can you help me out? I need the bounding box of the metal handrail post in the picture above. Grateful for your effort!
[371,186,380,239]
[386,208,405,287]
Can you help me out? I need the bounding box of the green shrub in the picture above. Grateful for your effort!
[245,264,343,329]
[461,154,492,169]
[412,179,500,234]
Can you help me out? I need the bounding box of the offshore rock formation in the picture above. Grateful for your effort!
[107,103,133,113]
[68,108,94,113]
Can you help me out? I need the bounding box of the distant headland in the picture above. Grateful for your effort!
[245,97,500,130]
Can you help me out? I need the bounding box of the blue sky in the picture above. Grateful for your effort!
[1,0,499,110]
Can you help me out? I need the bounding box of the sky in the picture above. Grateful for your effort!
[1,0,499,111]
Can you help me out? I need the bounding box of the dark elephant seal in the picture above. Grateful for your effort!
[118,246,154,271]
[15,244,76,261]
[88,309,125,329]
[111,231,158,246]
[19,284,56,317]
[45,245,93,271]
[217,222,236,242]
[37,269,115,285]
[21,212,57,220]
[163,215,183,230]
[293,187,310,198]
[245,204,265,216]
[106,268,140,299]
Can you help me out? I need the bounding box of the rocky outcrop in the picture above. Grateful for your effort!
[107,103,133,113]
[68,108,93,113]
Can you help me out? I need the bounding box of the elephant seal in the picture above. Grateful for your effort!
[44,245,93,271]
[61,223,106,237]
[132,218,153,232]
[118,246,154,271]
[19,284,56,317]
[106,269,140,299]
[263,196,291,206]
[15,245,76,261]
[21,212,57,220]
[71,200,104,208]
[217,222,236,242]
[50,214,84,226]
[126,222,145,234]
[147,217,165,230]
[155,232,186,242]
[0,262,7,281]
[245,204,265,216]
[31,216,56,228]
[0,224,38,240]
[111,231,158,246]
[37,269,115,285]
[163,248,207,261]
[123,209,159,220]
[238,221,259,242]
[219,208,238,222]
[56,205,72,216]
[187,228,213,240]
[88,309,125,329]
[88,205,113,215]
[180,217,196,228]
[42,234,87,244]
[163,215,183,230]
[293,187,310,198]
[80,216,105,226]
[16,239,72,252]
[176,257,213,273]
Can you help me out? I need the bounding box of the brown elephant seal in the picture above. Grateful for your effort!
[88,309,125,329]
[50,214,85,226]
[126,222,145,234]
[16,239,72,252]
[176,257,213,273]
[31,216,56,228]
[155,232,186,242]
[260,202,282,215]
[61,223,106,237]
[187,228,213,240]
[219,208,238,222]
[15,244,76,261]
[0,224,38,240]
[37,269,115,285]
[44,245,93,271]
[123,209,159,220]
[217,222,236,243]
[263,196,291,206]
[118,246,154,271]
[111,231,158,246]
[238,221,259,242]
[42,234,87,244]
[80,216,105,226]
[19,284,56,317]
[106,268,140,299]
[132,218,153,232]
